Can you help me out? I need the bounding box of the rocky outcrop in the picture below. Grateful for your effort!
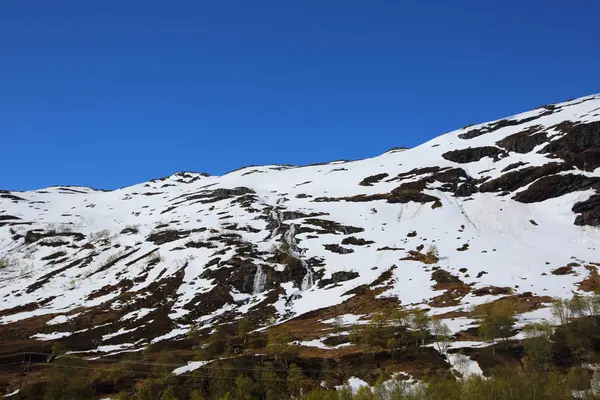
[318,270,360,287]
[458,108,556,139]
[539,121,600,171]
[442,146,508,163]
[479,163,571,193]
[572,194,600,227]
[359,173,389,186]
[513,174,600,203]
[496,125,547,153]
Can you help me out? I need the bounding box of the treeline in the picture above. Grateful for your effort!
[15,292,600,399]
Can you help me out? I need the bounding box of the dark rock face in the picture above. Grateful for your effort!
[147,229,191,245]
[388,188,439,204]
[281,211,329,221]
[496,126,547,153]
[501,161,528,172]
[480,163,572,193]
[513,174,600,203]
[324,244,354,254]
[304,219,364,235]
[572,194,600,227]
[341,236,375,246]
[388,167,441,183]
[442,146,508,164]
[318,270,359,287]
[176,187,256,205]
[120,227,139,235]
[359,173,389,186]
[24,229,85,244]
[432,168,468,183]
[24,230,43,244]
[539,121,600,171]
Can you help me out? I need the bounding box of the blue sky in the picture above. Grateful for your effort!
[1,1,599,191]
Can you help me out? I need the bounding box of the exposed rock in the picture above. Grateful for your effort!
[501,161,528,172]
[324,244,354,254]
[551,265,575,275]
[458,109,555,139]
[147,229,191,245]
[304,219,364,235]
[442,146,508,164]
[341,236,375,246]
[539,120,600,171]
[479,163,572,193]
[513,174,600,203]
[496,125,547,153]
[472,286,513,296]
[359,173,389,186]
[572,194,600,227]
[318,270,359,287]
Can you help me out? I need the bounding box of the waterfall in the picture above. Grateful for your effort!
[253,265,266,294]
[284,224,313,292]
[300,264,313,291]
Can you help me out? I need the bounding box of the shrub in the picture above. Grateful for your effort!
[426,244,439,259]
[0,257,10,269]
[90,229,111,241]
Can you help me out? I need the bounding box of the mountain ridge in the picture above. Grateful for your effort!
[1,92,600,395]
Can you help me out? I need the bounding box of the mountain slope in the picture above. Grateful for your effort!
[1,94,600,378]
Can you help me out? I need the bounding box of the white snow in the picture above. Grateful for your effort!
[31,331,72,340]
[1,93,600,355]
[172,360,212,376]
[2,389,19,398]
[447,353,484,378]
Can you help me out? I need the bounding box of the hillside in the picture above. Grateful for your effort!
[1,93,600,398]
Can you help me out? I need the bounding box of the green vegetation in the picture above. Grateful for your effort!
[0,256,11,269]
[12,293,600,399]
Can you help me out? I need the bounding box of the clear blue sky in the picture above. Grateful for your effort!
[2,1,599,191]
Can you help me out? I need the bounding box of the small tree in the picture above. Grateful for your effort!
[523,321,553,371]
[287,363,306,398]
[390,309,411,343]
[476,301,516,354]
[189,390,206,400]
[431,319,452,355]
[267,327,293,368]
[234,374,254,400]
[427,244,440,259]
[332,315,345,334]
[410,309,431,350]
[237,318,251,346]
[552,298,571,325]
[568,294,588,318]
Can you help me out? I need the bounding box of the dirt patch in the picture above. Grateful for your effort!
[579,266,600,292]
[400,250,438,264]
[429,269,471,307]
[472,286,513,296]
[551,265,576,275]
[472,292,553,315]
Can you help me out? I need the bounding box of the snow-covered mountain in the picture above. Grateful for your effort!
[1,93,599,361]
